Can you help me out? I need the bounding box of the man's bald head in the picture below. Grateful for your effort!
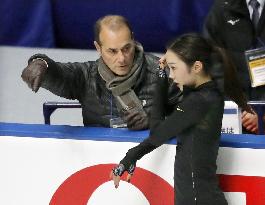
[94,15,133,45]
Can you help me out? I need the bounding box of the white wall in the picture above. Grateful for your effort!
[0,46,100,126]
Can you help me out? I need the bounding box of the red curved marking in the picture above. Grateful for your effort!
[50,164,174,205]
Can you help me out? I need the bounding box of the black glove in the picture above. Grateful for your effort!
[21,59,47,92]
[112,163,136,177]
[123,109,149,130]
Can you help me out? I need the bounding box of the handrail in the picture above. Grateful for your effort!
[43,102,81,124]
[1,122,265,149]
[42,101,265,135]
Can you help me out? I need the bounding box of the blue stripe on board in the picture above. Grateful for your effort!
[0,122,264,149]
[224,109,238,114]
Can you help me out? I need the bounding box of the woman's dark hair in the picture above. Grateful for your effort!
[167,33,251,112]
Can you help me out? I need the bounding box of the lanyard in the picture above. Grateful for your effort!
[110,94,113,118]
[257,37,265,47]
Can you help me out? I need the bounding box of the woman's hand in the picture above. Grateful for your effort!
[109,171,133,188]
[159,55,167,69]
[110,164,135,188]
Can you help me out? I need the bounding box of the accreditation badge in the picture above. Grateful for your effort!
[245,47,265,87]
[109,117,127,128]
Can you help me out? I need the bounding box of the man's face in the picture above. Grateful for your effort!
[94,26,135,76]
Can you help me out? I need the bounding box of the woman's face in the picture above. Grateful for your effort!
[165,50,196,91]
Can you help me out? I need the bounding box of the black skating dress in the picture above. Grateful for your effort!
[120,71,228,205]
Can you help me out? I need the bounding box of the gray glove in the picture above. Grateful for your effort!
[124,109,149,130]
[21,59,48,92]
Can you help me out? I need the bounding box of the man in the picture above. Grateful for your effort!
[204,0,265,133]
[21,15,178,130]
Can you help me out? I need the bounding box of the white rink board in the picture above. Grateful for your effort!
[0,135,265,205]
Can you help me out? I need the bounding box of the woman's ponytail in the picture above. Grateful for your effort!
[213,46,252,113]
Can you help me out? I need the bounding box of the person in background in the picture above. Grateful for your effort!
[110,33,251,205]
[21,15,179,130]
[204,0,265,133]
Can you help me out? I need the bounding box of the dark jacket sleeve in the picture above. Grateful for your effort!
[29,54,92,100]
[150,70,182,130]
[203,0,225,47]
[120,79,209,170]
[149,75,169,130]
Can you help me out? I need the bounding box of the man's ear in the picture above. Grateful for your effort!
[94,41,101,53]
[193,61,203,73]
[131,32,134,40]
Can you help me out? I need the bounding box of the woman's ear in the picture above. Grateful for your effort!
[192,61,203,73]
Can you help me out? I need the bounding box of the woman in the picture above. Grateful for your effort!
[110,33,251,205]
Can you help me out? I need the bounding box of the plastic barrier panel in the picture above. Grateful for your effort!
[0,122,264,205]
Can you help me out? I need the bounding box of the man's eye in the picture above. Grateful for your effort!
[109,49,117,54]
[122,45,133,53]
[123,48,128,52]
[123,46,130,51]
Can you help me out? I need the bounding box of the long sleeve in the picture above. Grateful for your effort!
[150,68,182,130]
[149,73,169,130]
[146,92,210,146]
[203,0,225,47]
[120,84,212,170]
[29,54,91,100]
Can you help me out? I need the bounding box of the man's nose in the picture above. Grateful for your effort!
[117,50,125,62]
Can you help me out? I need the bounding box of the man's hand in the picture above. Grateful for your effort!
[21,59,47,92]
[123,109,149,130]
[242,110,258,134]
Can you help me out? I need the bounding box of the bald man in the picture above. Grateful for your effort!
[21,15,179,130]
